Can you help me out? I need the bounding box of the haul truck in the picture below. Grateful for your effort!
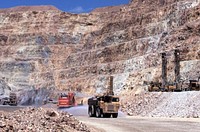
[0,92,17,106]
[57,92,76,108]
[88,76,120,118]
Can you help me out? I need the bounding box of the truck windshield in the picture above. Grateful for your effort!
[104,96,112,103]
[104,96,119,102]
[112,98,119,102]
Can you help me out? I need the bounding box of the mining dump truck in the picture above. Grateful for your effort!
[88,76,120,118]
[57,92,76,108]
[189,77,200,91]
[0,92,17,106]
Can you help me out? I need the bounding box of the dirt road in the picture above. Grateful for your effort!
[77,116,200,132]
[0,105,25,112]
[62,105,200,132]
[1,105,200,132]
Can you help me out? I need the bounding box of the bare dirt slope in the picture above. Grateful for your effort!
[121,91,200,118]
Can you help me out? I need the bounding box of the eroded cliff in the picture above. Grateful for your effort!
[0,0,199,99]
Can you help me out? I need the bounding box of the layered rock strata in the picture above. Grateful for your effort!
[0,0,199,98]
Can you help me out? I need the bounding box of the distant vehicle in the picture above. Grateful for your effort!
[43,98,57,105]
[88,76,120,118]
[189,77,200,91]
[0,92,17,106]
[57,92,76,108]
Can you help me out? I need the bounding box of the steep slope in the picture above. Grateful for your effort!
[0,0,199,98]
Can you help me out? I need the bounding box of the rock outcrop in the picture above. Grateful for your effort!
[0,5,59,13]
[0,0,199,99]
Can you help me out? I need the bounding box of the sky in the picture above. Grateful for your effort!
[0,0,130,13]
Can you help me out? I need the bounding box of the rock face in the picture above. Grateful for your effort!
[0,0,199,97]
[0,5,59,13]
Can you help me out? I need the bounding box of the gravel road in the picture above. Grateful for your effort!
[77,116,200,132]
[0,105,25,112]
[1,105,200,132]
[58,105,200,132]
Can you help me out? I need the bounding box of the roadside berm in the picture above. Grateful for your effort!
[0,107,93,132]
[121,91,200,118]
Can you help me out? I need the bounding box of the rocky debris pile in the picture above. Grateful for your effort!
[121,92,164,116]
[0,107,91,132]
[121,91,200,118]
[149,92,200,118]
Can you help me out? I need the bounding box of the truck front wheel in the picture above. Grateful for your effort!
[112,113,118,118]
[88,106,93,117]
[88,106,96,117]
[104,113,111,118]
[96,107,101,118]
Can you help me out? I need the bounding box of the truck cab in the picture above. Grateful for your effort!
[57,92,76,108]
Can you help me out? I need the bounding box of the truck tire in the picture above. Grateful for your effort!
[104,113,111,118]
[112,113,118,118]
[2,101,8,105]
[96,107,101,118]
[88,106,96,117]
[88,106,93,117]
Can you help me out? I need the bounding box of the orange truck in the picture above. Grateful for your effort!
[57,92,76,108]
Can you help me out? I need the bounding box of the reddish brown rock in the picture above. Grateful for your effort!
[0,5,59,13]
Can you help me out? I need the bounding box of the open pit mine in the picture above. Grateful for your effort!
[0,0,200,131]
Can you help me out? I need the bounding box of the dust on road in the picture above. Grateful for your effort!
[59,105,126,117]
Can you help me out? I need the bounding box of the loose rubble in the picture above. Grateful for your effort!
[0,107,92,132]
[121,91,200,118]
